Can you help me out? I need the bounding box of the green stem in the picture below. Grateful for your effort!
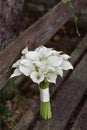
[40,101,52,120]
[74,15,80,36]
[39,81,52,120]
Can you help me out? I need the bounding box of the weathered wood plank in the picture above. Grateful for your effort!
[51,34,87,93]
[32,54,87,130]
[71,101,87,130]
[0,0,84,89]
[12,35,87,130]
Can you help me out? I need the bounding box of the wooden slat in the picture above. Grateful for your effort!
[71,101,87,130]
[32,54,87,130]
[12,35,87,130]
[0,0,83,89]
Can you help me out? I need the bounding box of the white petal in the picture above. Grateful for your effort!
[56,67,63,77]
[35,46,53,57]
[38,67,49,74]
[61,54,70,59]
[34,61,46,69]
[12,60,20,68]
[19,65,32,76]
[20,59,32,66]
[51,50,62,56]
[47,56,63,66]
[25,51,40,61]
[46,73,57,83]
[35,46,62,58]
[20,59,35,73]
[22,47,28,55]
[10,68,21,78]
[21,56,25,59]
[35,46,49,52]
[37,47,48,57]
[48,66,55,72]
[61,61,73,70]
[30,71,44,84]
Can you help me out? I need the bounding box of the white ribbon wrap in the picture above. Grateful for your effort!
[40,88,50,102]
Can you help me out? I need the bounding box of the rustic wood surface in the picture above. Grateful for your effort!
[32,53,87,130]
[0,0,24,51]
[71,101,87,130]
[0,0,84,89]
[12,35,87,130]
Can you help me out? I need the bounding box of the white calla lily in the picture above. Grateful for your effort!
[61,61,73,70]
[46,73,57,83]
[30,71,44,84]
[10,68,22,78]
[19,60,35,76]
[19,65,32,76]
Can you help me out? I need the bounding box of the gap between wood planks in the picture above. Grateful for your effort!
[70,100,87,130]
[65,94,87,130]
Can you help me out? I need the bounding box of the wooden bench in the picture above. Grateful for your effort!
[0,0,87,130]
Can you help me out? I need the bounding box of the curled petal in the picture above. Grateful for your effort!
[30,71,44,84]
[61,54,70,60]
[10,68,21,78]
[51,50,62,56]
[61,61,73,70]
[46,73,57,83]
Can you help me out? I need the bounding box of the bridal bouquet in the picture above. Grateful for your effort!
[10,46,73,120]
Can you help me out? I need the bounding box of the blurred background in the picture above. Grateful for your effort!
[0,0,87,51]
[0,0,87,130]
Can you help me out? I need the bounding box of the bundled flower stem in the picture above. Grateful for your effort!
[39,81,52,120]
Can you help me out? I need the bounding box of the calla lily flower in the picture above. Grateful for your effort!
[46,73,57,84]
[10,68,22,78]
[30,71,45,84]
[60,61,73,70]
